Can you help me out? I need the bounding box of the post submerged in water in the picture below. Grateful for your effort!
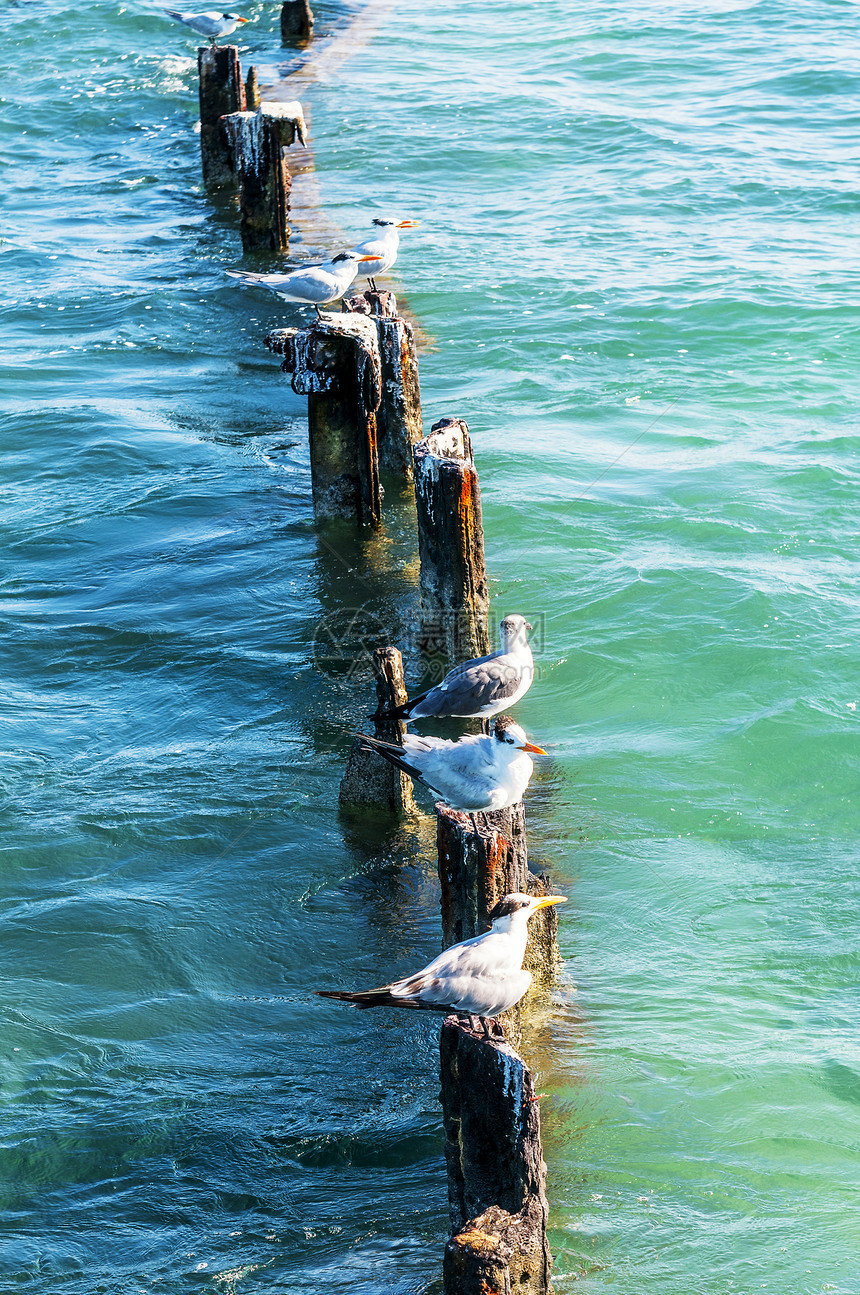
[339,646,417,812]
[344,288,423,479]
[413,417,490,661]
[440,1018,553,1295]
[198,44,245,187]
[221,102,307,253]
[281,0,314,44]
[266,313,383,525]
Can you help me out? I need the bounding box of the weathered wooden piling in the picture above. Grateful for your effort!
[344,289,423,478]
[339,647,416,812]
[413,418,490,660]
[267,313,383,525]
[245,65,261,112]
[436,803,560,985]
[281,0,314,43]
[198,44,245,187]
[221,102,306,252]
[440,1019,552,1295]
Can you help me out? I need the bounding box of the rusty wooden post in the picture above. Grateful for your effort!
[413,418,490,660]
[221,102,306,252]
[198,44,245,187]
[266,314,382,525]
[339,648,416,812]
[343,288,423,478]
[281,0,314,43]
[436,803,560,985]
[440,1019,552,1294]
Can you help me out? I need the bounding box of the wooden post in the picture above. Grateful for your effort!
[413,418,490,660]
[221,102,306,253]
[281,0,314,43]
[339,648,416,812]
[436,803,560,985]
[343,289,423,479]
[266,314,382,525]
[198,44,245,187]
[440,1019,552,1294]
[245,65,261,112]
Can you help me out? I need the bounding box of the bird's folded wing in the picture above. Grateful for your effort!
[437,659,523,709]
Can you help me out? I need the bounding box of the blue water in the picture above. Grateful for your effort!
[2,0,859,1290]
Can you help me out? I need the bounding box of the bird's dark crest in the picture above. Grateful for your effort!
[331,251,354,262]
[487,894,532,922]
[493,715,516,740]
[372,217,395,226]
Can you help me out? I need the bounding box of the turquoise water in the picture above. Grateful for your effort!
[3,0,859,1290]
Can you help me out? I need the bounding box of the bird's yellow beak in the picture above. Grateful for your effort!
[397,220,419,228]
[532,895,567,910]
[236,16,249,21]
[359,254,379,261]
[520,742,547,755]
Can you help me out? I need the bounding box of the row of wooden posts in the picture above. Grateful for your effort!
[196,15,560,1291]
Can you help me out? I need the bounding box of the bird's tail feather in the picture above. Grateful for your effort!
[315,989,446,1012]
[164,10,183,19]
[357,734,424,783]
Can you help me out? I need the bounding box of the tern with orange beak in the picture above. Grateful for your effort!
[163,10,250,44]
[350,217,419,291]
[317,891,567,1034]
[226,252,379,315]
[357,716,546,813]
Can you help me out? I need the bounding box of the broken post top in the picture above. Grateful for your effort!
[415,416,473,468]
[266,313,382,397]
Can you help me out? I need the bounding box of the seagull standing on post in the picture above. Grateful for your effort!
[357,716,545,814]
[350,217,419,292]
[386,614,535,723]
[316,892,567,1036]
[163,10,250,44]
[226,252,378,315]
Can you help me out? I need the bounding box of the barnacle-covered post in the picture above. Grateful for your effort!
[221,102,307,252]
[413,418,490,660]
[266,314,382,525]
[198,44,245,186]
[281,0,314,43]
[344,289,423,479]
[440,1019,553,1294]
[339,647,416,812]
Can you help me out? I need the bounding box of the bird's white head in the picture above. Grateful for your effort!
[499,613,532,652]
[492,716,546,756]
[486,891,567,933]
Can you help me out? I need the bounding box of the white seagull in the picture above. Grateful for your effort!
[226,252,378,315]
[164,10,250,43]
[316,891,567,1033]
[350,217,419,291]
[358,715,545,813]
[387,614,535,722]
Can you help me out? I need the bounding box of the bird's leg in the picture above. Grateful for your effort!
[469,812,480,835]
[492,1017,506,1039]
[480,1016,493,1040]
[314,304,323,320]
[368,276,378,293]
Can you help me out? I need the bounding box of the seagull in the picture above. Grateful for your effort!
[226,252,378,316]
[357,715,545,814]
[350,218,419,292]
[164,10,250,44]
[316,891,567,1035]
[385,614,535,722]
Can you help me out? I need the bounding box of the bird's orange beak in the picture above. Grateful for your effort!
[532,895,567,909]
[520,742,547,755]
[236,16,250,21]
[397,220,419,228]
